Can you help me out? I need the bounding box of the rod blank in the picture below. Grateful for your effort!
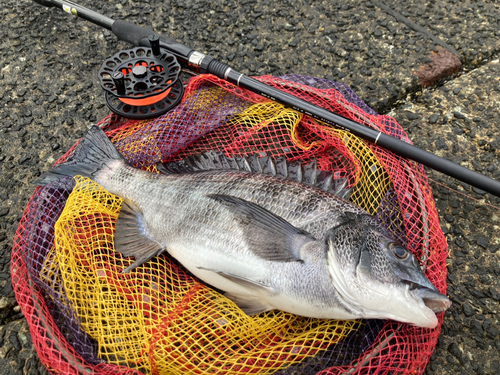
[32,0,500,197]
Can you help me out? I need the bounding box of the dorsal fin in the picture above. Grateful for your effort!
[158,151,352,199]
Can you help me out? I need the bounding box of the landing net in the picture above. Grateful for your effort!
[11,74,448,374]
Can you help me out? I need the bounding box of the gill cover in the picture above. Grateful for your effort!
[325,213,450,328]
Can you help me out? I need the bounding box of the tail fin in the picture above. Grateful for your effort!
[36,126,126,186]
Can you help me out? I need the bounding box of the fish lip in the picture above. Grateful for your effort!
[409,284,451,313]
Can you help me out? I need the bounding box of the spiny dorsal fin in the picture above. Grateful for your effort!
[158,151,352,199]
[246,154,263,174]
[260,156,277,176]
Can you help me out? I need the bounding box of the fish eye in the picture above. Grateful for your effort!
[390,243,410,260]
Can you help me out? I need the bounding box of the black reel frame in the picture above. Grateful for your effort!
[98,39,184,119]
[103,78,183,120]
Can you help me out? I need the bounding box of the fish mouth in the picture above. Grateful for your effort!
[407,282,451,313]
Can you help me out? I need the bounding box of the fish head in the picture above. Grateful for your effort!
[326,213,450,328]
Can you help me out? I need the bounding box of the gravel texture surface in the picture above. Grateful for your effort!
[0,0,499,374]
[391,60,500,375]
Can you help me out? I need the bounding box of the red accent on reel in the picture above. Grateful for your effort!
[118,82,173,106]
[104,79,184,120]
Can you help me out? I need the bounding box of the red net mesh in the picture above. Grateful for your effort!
[11,74,448,374]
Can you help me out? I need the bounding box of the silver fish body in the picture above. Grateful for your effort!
[38,126,450,328]
[105,164,362,319]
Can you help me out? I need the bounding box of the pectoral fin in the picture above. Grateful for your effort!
[208,194,315,262]
[115,200,164,273]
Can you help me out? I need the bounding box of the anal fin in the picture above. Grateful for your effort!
[225,293,273,316]
[115,200,164,273]
[198,267,274,316]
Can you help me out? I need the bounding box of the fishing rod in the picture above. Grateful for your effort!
[33,0,500,198]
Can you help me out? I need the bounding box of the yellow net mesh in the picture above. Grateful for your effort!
[341,132,392,215]
[43,176,361,374]
[13,75,447,375]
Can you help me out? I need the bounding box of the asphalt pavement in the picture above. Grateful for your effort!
[0,0,499,374]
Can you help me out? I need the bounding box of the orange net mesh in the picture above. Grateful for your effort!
[12,74,448,375]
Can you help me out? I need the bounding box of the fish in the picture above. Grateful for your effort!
[37,126,450,328]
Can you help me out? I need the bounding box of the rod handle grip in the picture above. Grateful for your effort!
[111,20,193,60]
[32,0,57,7]
[112,20,169,46]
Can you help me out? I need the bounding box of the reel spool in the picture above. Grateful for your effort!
[98,35,184,119]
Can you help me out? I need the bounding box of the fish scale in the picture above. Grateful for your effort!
[37,126,451,328]
[107,165,355,238]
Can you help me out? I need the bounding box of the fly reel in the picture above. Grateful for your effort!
[98,35,184,119]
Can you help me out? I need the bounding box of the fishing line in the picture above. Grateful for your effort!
[428,177,500,211]
[370,0,460,57]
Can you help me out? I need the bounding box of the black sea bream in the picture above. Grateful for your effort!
[38,126,450,328]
